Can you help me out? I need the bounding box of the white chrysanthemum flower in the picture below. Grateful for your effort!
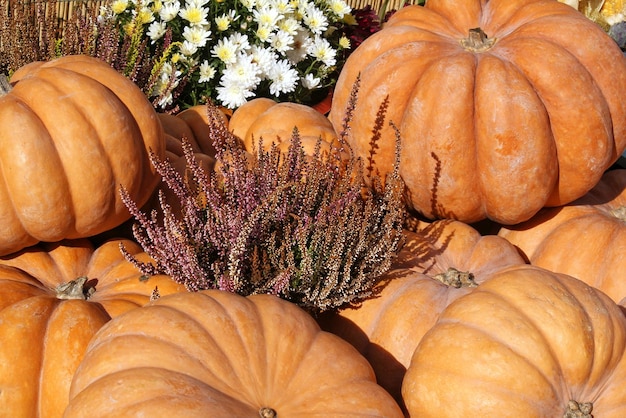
[303,6,328,34]
[272,0,293,14]
[255,24,273,42]
[240,0,256,11]
[198,60,217,82]
[302,73,321,89]
[183,24,211,47]
[228,32,251,53]
[111,0,129,14]
[221,53,262,88]
[159,1,180,21]
[285,29,311,63]
[278,17,301,35]
[249,45,277,77]
[327,0,350,18]
[215,10,236,31]
[253,6,281,27]
[180,40,199,56]
[267,59,298,96]
[147,21,167,41]
[211,37,238,64]
[178,3,209,26]
[153,63,182,108]
[269,30,294,54]
[308,36,336,66]
[216,79,256,108]
[186,0,211,7]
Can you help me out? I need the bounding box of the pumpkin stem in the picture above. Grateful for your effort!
[460,28,497,52]
[0,74,11,95]
[259,407,277,418]
[55,276,96,300]
[433,267,478,288]
[610,205,626,222]
[563,400,593,418]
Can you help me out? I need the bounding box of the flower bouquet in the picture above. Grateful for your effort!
[102,0,355,110]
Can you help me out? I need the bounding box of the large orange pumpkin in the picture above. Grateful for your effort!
[0,55,165,255]
[318,220,526,408]
[0,238,184,417]
[329,0,626,225]
[498,168,626,304]
[64,290,404,417]
[402,265,626,417]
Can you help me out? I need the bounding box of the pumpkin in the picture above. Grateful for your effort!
[229,97,342,156]
[0,55,165,255]
[318,219,526,408]
[329,0,626,225]
[498,168,626,304]
[0,238,185,418]
[401,264,626,417]
[64,290,405,417]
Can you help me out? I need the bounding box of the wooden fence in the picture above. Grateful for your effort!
[28,0,414,25]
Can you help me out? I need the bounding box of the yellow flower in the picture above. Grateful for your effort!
[152,0,163,14]
[339,36,350,49]
[600,0,626,24]
[123,22,135,36]
[111,0,129,14]
[136,8,154,25]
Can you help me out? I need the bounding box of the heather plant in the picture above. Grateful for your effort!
[120,85,406,313]
[0,0,186,108]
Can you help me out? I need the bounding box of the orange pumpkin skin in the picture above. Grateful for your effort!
[0,238,185,418]
[402,265,626,418]
[64,290,405,417]
[498,169,626,304]
[329,0,626,225]
[0,55,165,255]
[318,220,526,407]
[229,98,341,156]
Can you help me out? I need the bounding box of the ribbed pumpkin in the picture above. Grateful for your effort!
[318,220,526,408]
[0,55,165,255]
[498,169,626,304]
[402,265,626,417]
[64,290,404,417]
[0,238,185,418]
[229,97,341,156]
[329,0,626,225]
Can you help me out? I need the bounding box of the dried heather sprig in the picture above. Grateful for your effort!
[122,93,405,313]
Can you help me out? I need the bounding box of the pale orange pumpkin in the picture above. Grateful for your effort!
[64,290,405,417]
[0,55,165,255]
[402,265,626,417]
[0,238,184,417]
[329,0,626,225]
[498,168,626,304]
[318,219,526,408]
[229,98,342,157]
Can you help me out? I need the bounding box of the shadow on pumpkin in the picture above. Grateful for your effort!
[316,312,408,412]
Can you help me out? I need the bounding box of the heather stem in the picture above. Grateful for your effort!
[0,74,11,95]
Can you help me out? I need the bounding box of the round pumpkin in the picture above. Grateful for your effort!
[498,168,626,304]
[64,290,404,417]
[0,55,165,255]
[0,238,184,418]
[329,0,626,225]
[318,220,526,408]
[229,98,342,157]
[402,264,626,417]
